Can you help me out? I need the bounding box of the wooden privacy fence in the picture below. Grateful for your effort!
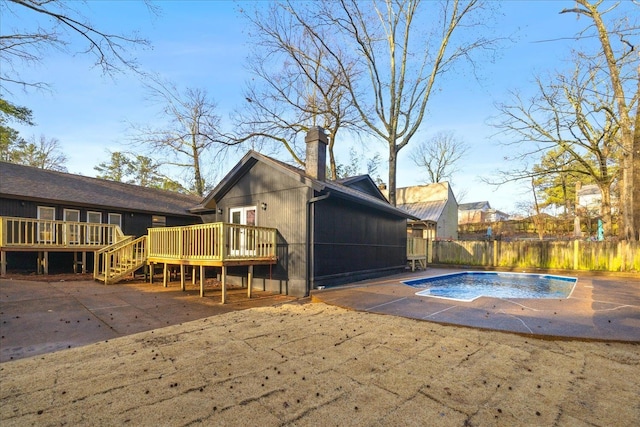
[431,240,639,272]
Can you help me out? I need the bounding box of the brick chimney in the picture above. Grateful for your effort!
[305,126,328,181]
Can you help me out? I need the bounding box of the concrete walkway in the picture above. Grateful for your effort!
[0,277,296,362]
[311,268,640,342]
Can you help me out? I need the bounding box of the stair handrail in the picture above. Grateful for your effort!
[94,235,147,284]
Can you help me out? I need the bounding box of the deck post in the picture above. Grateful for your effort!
[73,252,78,273]
[82,252,87,273]
[37,251,49,275]
[149,263,154,284]
[1,250,6,277]
[247,265,253,298]
[180,264,185,291]
[221,265,227,304]
[163,263,168,288]
[199,265,204,297]
[192,266,196,285]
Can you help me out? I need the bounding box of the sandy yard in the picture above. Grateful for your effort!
[1,301,638,426]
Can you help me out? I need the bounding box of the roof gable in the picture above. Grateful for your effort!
[200,151,417,219]
[336,175,388,201]
[0,162,201,217]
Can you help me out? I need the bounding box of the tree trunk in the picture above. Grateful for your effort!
[388,147,398,206]
[598,183,613,237]
[576,0,635,241]
[632,77,640,241]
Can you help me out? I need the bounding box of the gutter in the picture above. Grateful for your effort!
[306,192,331,295]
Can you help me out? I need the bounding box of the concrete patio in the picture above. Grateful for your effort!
[311,268,640,342]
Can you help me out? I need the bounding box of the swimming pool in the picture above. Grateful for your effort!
[403,272,577,302]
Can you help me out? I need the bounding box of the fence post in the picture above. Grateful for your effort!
[493,239,498,267]
[573,240,579,270]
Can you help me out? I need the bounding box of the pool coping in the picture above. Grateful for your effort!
[311,267,640,342]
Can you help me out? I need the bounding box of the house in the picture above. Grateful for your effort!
[1,128,416,298]
[193,127,417,297]
[458,201,509,224]
[393,182,458,240]
[576,184,602,215]
[0,161,202,274]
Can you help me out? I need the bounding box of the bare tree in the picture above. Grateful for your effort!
[409,131,469,184]
[561,0,640,240]
[11,134,67,171]
[282,0,500,204]
[492,63,621,237]
[129,79,232,197]
[0,0,155,92]
[236,2,363,179]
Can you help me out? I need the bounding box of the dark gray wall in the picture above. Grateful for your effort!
[213,162,312,297]
[312,197,407,287]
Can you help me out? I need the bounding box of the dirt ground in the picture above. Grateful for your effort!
[1,299,638,426]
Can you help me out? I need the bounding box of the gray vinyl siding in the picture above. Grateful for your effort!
[212,162,312,296]
[311,197,407,287]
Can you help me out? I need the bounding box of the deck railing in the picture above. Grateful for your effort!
[0,216,125,249]
[147,222,277,263]
[407,237,427,258]
[94,235,147,284]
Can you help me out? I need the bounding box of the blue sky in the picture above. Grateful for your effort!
[3,1,631,213]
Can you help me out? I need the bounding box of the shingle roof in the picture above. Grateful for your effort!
[0,162,201,217]
[200,151,417,220]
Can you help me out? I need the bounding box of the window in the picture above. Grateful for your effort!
[37,206,55,243]
[107,213,122,243]
[108,213,122,228]
[87,211,102,244]
[152,215,166,227]
[63,209,80,244]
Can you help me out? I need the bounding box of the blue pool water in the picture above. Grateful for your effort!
[403,272,577,302]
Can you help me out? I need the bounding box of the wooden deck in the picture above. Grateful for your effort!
[0,216,124,275]
[93,222,278,303]
[146,222,277,266]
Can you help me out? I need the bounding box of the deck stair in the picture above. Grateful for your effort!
[94,235,148,285]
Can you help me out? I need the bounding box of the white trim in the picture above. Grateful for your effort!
[108,213,122,228]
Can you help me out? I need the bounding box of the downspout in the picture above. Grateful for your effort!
[307,192,331,295]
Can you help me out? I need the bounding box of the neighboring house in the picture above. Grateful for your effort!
[458,201,509,224]
[193,127,417,297]
[0,161,202,273]
[393,182,458,240]
[576,184,602,215]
